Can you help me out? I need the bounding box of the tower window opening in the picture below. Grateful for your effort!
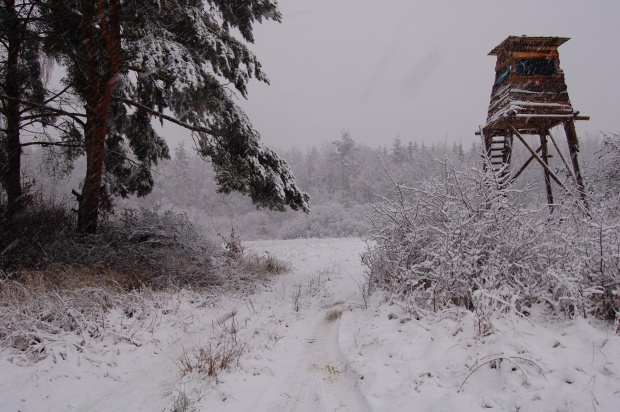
[515,59,557,76]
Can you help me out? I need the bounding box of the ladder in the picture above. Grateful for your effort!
[481,132,512,182]
[489,136,509,174]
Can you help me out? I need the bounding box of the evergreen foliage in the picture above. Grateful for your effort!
[1,0,308,232]
[1,1,50,217]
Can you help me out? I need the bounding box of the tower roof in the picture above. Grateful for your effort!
[488,36,570,56]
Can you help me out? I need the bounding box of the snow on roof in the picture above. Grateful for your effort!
[488,36,570,56]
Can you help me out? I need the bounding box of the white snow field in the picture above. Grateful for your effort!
[1,238,620,411]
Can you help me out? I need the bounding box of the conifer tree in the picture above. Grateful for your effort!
[40,0,308,233]
[1,1,48,218]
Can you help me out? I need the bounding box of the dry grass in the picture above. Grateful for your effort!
[177,314,245,383]
[1,205,224,289]
[291,283,303,312]
[325,309,342,322]
[0,204,284,376]
[170,391,196,412]
[235,252,291,277]
[0,264,167,357]
[0,207,231,357]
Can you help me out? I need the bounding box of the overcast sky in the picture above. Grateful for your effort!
[226,0,619,150]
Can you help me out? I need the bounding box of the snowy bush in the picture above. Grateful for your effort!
[0,205,233,357]
[363,161,620,322]
[589,132,620,213]
[1,204,226,288]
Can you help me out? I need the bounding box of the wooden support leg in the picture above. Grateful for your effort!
[539,131,554,210]
[510,126,565,190]
[564,120,588,206]
[509,145,542,183]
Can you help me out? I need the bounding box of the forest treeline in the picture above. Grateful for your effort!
[125,129,609,240]
[136,132,478,239]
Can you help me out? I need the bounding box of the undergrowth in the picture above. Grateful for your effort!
[363,158,620,326]
[0,203,289,359]
[1,204,225,288]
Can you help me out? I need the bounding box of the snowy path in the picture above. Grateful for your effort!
[3,237,620,411]
[0,238,371,412]
[259,312,370,412]
[199,238,372,412]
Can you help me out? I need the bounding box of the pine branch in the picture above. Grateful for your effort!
[0,94,86,126]
[112,97,217,135]
[105,149,169,178]
[43,84,72,106]
[19,141,83,148]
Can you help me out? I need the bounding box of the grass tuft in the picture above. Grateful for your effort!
[325,309,342,322]
[235,252,291,277]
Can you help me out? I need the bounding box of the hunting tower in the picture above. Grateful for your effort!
[478,35,589,206]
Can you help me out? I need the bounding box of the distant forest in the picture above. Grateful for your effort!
[18,129,608,241]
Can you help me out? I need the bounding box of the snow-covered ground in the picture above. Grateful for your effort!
[1,238,619,411]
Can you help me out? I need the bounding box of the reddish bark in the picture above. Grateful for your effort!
[77,0,122,233]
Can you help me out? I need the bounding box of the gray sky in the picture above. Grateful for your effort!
[231,0,619,150]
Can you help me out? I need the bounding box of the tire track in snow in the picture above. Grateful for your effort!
[265,310,371,412]
[239,239,371,412]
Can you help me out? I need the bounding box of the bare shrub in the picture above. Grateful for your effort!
[352,275,370,310]
[217,225,244,259]
[363,159,620,321]
[0,199,77,270]
[590,132,620,206]
[102,208,225,288]
[291,283,303,312]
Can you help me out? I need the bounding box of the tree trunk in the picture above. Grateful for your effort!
[3,0,23,219]
[76,0,121,233]
[78,114,107,233]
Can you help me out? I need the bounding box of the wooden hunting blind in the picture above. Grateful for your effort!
[478,35,589,207]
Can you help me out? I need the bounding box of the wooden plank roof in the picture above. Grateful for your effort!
[489,36,570,56]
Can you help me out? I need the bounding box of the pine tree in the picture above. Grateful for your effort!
[1,1,51,217]
[40,0,308,232]
[391,136,407,165]
[172,142,191,188]
[331,129,357,193]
